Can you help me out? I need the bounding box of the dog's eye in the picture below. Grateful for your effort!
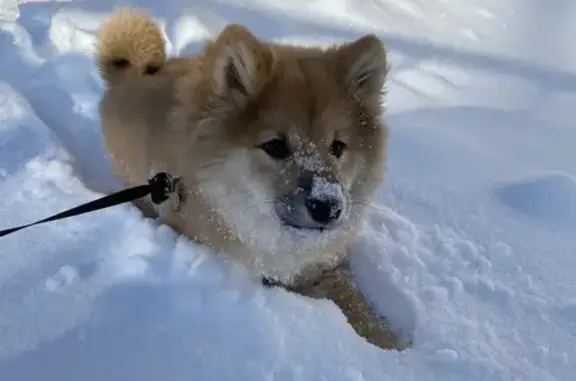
[110,58,130,69]
[329,140,347,158]
[144,65,160,75]
[258,138,291,159]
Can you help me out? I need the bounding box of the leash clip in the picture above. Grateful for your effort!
[148,172,181,205]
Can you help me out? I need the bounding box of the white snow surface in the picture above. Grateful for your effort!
[0,0,575,380]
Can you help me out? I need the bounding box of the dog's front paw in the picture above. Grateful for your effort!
[292,261,403,351]
[343,299,399,351]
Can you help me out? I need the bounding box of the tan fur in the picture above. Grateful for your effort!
[96,8,397,350]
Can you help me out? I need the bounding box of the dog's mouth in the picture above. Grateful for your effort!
[280,218,327,232]
[277,212,344,234]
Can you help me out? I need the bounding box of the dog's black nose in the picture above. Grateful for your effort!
[305,197,343,225]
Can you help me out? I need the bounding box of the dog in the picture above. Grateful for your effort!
[95,8,396,350]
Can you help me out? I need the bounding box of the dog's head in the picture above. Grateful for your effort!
[182,25,388,247]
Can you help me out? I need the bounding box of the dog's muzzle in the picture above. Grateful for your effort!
[275,173,346,231]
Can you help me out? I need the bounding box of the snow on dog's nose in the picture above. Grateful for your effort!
[275,170,346,230]
[305,176,344,225]
[298,170,345,226]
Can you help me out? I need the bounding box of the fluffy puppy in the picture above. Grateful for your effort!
[96,8,397,350]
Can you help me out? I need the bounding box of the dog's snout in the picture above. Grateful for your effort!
[277,170,346,230]
[305,197,343,225]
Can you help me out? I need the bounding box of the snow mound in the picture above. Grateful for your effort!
[496,172,576,226]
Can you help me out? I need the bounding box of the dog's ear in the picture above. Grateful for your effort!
[209,24,275,103]
[333,34,388,105]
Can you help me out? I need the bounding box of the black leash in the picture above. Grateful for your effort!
[0,172,180,239]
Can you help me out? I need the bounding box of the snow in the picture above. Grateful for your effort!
[309,176,343,201]
[496,172,576,226]
[0,0,574,380]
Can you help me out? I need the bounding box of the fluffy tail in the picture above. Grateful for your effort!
[95,8,166,87]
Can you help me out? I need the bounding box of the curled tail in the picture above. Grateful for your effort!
[96,7,166,87]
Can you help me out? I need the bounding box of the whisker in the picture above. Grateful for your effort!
[181,188,276,214]
[211,199,276,216]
